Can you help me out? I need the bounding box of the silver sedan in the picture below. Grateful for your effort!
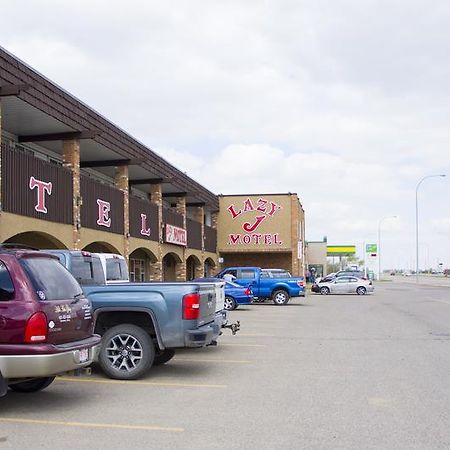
[317,276,374,295]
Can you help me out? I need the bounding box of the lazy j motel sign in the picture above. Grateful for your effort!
[217,195,292,251]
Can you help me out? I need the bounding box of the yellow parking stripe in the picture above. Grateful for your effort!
[0,417,184,433]
[57,376,226,389]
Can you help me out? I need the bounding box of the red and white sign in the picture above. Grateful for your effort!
[165,224,187,246]
[227,197,283,246]
[29,176,52,213]
[96,199,111,228]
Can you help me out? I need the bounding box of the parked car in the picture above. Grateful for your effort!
[47,250,226,380]
[217,267,305,305]
[313,276,374,295]
[335,270,366,279]
[0,245,100,397]
[94,253,130,284]
[193,277,253,310]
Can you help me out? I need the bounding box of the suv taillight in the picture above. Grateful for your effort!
[183,293,200,320]
[24,312,48,343]
[244,287,252,296]
[297,280,305,287]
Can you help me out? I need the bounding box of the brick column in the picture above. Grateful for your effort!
[149,184,163,281]
[175,196,187,281]
[115,165,129,260]
[193,206,205,275]
[211,211,219,229]
[63,139,81,249]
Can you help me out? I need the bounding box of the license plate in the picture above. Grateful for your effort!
[79,348,89,363]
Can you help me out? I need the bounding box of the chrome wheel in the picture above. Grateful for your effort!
[356,286,366,295]
[106,333,143,372]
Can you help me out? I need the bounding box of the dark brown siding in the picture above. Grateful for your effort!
[204,225,217,253]
[186,218,202,250]
[1,143,72,224]
[162,207,184,228]
[80,176,124,234]
[129,196,159,242]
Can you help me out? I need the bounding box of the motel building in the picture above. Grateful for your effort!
[217,194,306,277]
[0,47,219,281]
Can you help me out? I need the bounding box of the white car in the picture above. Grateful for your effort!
[317,276,374,295]
[94,253,129,284]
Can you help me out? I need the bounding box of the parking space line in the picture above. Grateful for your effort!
[57,376,226,389]
[430,298,450,305]
[174,358,252,364]
[0,417,184,433]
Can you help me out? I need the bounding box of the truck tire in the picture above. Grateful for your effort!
[99,324,155,380]
[272,290,290,305]
[153,349,176,366]
[224,296,237,311]
[9,377,55,393]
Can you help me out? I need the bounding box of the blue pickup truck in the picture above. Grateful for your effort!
[217,267,305,305]
[45,250,224,380]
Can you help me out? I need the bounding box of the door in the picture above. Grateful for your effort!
[333,277,351,294]
[236,269,258,294]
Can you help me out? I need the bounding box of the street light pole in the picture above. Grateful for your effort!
[415,174,446,283]
[378,216,397,280]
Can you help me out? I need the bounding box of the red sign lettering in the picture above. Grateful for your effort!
[29,176,52,213]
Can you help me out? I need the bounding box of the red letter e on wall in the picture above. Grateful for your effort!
[96,199,111,228]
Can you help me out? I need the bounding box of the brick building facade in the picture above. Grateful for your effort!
[217,194,305,276]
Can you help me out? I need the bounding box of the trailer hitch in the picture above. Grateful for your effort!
[222,320,241,335]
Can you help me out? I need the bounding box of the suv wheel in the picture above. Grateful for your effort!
[9,377,55,393]
[99,324,154,380]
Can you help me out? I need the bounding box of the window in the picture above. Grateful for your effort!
[260,271,270,278]
[130,259,146,282]
[267,270,291,278]
[239,269,256,280]
[0,261,14,301]
[20,257,82,300]
[349,277,358,283]
[335,277,350,284]
[71,256,105,286]
[223,269,238,278]
[106,259,128,281]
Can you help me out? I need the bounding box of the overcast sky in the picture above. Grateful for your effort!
[2,0,450,270]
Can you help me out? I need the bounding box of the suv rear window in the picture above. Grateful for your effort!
[20,257,83,301]
[0,261,15,301]
[72,256,105,285]
[106,259,128,281]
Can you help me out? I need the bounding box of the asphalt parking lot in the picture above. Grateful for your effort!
[2,282,450,449]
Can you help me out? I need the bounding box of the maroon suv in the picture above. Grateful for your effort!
[0,246,101,396]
